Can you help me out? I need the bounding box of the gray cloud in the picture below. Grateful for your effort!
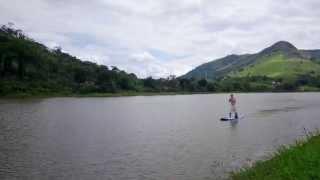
[1,0,320,78]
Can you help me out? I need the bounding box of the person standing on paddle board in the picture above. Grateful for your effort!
[229,94,238,119]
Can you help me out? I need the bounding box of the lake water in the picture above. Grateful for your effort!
[1,93,320,180]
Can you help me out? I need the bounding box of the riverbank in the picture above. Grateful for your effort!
[231,133,320,180]
[2,90,320,99]
[0,91,214,99]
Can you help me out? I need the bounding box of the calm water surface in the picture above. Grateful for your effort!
[1,93,320,180]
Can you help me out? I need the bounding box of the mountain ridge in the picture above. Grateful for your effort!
[182,41,320,80]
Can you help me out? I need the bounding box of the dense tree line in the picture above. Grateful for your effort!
[1,24,320,96]
[0,24,142,95]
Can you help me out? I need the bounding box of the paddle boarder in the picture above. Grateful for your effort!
[229,94,238,119]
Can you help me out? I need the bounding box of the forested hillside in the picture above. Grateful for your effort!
[0,25,146,95]
[0,25,218,96]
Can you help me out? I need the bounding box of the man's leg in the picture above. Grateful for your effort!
[235,112,238,119]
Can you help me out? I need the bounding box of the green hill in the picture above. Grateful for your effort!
[183,41,320,80]
[0,25,146,96]
[0,24,221,96]
[234,53,320,78]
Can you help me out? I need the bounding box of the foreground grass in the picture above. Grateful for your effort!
[231,133,320,180]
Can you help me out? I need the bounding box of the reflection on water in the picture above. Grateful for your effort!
[1,93,320,180]
[259,106,303,115]
[230,119,239,128]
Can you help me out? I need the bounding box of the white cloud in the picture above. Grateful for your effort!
[130,52,156,63]
[126,52,171,78]
[0,0,320,77]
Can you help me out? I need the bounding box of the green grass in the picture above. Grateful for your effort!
[231,133,320,180]
[235,54,320,78]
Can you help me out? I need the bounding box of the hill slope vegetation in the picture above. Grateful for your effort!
[234,54,320,78]
[183,41,320,80]
[0,25,221,96]
[0,25,143,96]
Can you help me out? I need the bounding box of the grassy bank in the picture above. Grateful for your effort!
[231,133,320,180]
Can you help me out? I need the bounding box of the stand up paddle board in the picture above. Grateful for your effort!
[220,115,244,121]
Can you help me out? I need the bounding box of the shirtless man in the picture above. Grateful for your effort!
[229,94,238,119]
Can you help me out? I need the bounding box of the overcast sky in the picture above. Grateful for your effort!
[1,0,320,78]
